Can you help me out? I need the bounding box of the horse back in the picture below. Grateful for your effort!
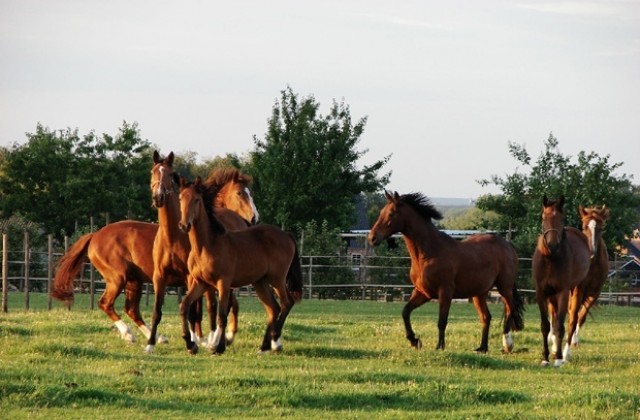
[89,220,158,284]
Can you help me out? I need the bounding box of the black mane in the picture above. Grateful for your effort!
[400,192,443,222]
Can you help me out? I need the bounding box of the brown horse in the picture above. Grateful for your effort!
[177,176,303,355]
[51,153,258,347]
[532,195,591,366]
[145,151,258,353]
[570,204,610,346]
[368,191,525,353]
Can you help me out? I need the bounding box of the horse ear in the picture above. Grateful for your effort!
[384,191,393,202]
[166,152,174,167]
[558,195,565,209]
[179,176,188,188]
[153,150,161,164]
[393,191,401,202]
[543,195,549,206]
[578,205,586,217]
[194,176,202,187]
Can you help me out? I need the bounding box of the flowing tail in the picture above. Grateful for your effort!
[50,233,94,306]
[510,285,526,331]
[286,234,304,302]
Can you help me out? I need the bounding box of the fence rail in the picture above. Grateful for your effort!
[2,233,640,312]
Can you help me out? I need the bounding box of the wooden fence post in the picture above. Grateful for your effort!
[47,234,53,310]
[2,233,8,313]
[23,230,29,311]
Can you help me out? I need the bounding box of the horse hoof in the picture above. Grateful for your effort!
[554,359,565,368]
[225,332,236,346]
[157,335,169,344]
[540,360,550,367]
[122,333,136,344]
[143,344,155,354]
[411,338,422,350]
[271,338,283,352]
[188,343,199,355]
[474,347,488,354]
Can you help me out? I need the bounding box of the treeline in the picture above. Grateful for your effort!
[1,86,638,260]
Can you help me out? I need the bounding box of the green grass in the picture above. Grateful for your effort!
[1,293,639,419]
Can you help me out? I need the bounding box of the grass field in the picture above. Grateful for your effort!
[1,293,639,419]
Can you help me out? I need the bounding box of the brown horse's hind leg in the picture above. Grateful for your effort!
[123,280,152,340]
[98,280,134,342]
[253,280,281,353]
[402,289,429,350]
[471,294,491,353]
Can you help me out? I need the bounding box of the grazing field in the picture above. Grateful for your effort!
[1,294,639,419]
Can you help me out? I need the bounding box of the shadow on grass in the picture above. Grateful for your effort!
[290,345,384,359]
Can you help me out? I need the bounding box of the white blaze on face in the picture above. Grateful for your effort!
[156,166,165,196]
[246,187,260,223]
[588,219,597,254]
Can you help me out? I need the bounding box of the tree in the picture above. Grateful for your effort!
[249,86,391,232]
[0,122,153,240]
[477,133,640,256]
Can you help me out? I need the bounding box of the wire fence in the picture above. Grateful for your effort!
[2,232,640,312]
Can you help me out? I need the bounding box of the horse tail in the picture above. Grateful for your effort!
[286,233,304,302]
[50,233,93,306]
[510,284,526,331]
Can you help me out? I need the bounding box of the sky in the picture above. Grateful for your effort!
[1,0,639,199]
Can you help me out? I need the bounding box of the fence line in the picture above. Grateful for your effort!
[2,232,640,312]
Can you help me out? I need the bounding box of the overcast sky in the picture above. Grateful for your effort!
[1,0,639,199]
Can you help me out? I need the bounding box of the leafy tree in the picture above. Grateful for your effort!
[0,122,152,240]
[440,207,501,231]
[249,86,391,232]
[477,133,640,256]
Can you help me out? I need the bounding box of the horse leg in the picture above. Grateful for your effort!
[201,286,218,351]
[471,294,491,353]
[226,291,239,346]
[566,288,582,357]
[271,283,295,352]
[145,279,166,354]
[98,279,134,343]
[401,289,429,349]
[574,294,596,347]
[436,293,453,351]
[552,292,569,366]
[212,281,231,355]
[253,281,281,353]
[188,296,204,345]
[179,281,207,355]
[123,280,165,344]
[536,292,551,366]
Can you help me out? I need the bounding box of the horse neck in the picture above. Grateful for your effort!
[188,203,223,255]
[156,192,182,241]
[400,209,444,259]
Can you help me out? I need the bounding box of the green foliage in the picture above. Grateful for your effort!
[172,151,246,180]
[0,122,153,240]
[440,207,501,231]
[477,133,640,256]
[249,86,390,231]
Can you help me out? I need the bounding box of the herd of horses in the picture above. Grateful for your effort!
[51,151,610,366]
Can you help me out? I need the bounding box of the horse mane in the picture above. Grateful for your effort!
[183,178,226,234]
[399,192,443,222]
[203,168,251,197]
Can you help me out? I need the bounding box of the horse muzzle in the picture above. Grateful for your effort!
[368,231,383,246]
[179,222,191,233]
[152,193,165,208]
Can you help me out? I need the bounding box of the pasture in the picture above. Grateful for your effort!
[1,294,639,419]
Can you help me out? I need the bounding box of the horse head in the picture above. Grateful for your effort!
[540,195,566,256]
[205,168,259,225]
[579,204,609,259]
[151,151,176,208]
[369,191,404,246]
[177,176,204,233]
